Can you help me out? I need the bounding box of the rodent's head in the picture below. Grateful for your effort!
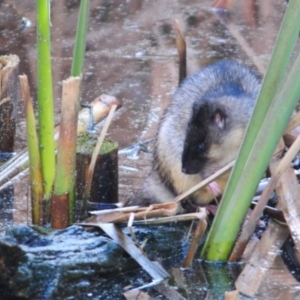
[178,61,259,179]
[181,102,227,176]
[181,98,247,178]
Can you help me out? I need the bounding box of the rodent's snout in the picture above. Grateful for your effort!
[181,160,202,175]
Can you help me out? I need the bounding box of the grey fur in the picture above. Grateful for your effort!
[127,60,261,207]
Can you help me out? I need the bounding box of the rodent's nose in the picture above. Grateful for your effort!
[182,160,202,174]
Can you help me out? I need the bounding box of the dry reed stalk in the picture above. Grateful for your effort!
[52,76,81,229]
[19,74,44,225]
[174,19,187,85]
[182,219,207,268]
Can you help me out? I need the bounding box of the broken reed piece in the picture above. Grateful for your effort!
[126,211,149,257]
[174,19,187,86]
[123,290,150,300]
[272,141,300,263]
[87,202,206,224]
[0,55,19,152]
[174,160,235,203]
[19,74,43,226]
[235,219,289,297]
[224,290,242,300]
[52,76,82,229]
[229,135,300,262]
[274,166,300,262]
[95,223,170,281]
[182,219,207,268]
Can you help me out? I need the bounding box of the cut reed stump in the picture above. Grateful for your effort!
[0,55,19,152]
[52,76,82,229]
[76,133,118,217]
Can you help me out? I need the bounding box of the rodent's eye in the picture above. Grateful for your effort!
[198,143,205,151]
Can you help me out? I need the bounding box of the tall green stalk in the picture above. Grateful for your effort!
[71,0,90,76]
[36,0,55,201]
[69,0,90,221]
[201,0,300,261]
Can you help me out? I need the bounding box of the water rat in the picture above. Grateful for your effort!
[127,60,260,209]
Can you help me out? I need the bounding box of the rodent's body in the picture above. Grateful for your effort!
[127,60,260,207]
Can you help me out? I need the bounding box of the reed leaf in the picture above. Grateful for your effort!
[36,0,55,201]
[71,0,90,77]
[69,0,90,221]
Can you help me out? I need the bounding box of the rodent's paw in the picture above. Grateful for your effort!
[181,198,199,212]
[206,181,222,197]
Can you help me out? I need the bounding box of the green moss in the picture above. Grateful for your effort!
[77,132,118,155]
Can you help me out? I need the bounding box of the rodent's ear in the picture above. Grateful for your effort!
[213,108,226,129]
